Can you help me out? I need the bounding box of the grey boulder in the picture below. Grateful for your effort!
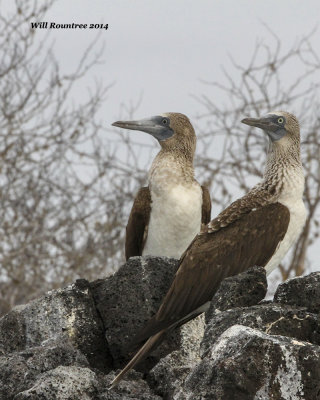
[206,265,267,321]
[14,366,99,400]
[175,324,320,400]
[201,303,320,358]
[0,342,88,399]
[274,272,320,313]
[0,279,111,371]
[91,256,185,369]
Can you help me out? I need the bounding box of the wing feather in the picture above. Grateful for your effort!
[138,202,290,340]
[201,186,212,225]
[125,187,151,260]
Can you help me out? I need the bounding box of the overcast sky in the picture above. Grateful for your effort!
[28,0,320,125]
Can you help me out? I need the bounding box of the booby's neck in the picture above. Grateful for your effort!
[261,139,304,201]
[207,136,305,235]
[143,148,202,259]
[148,149,196,188]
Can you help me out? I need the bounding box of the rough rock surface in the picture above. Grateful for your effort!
[202,303,320,357]
[274,272,320,313]
[0,279,111,371]
[147,316,204,400]
[174,325,320,400]
[14,366,100,400]
[0,342,89,399]
[0,257,320,399]
[148,266,268,399]
[206,265,268,319]
[90,256,198,370]
[101,371,162,400]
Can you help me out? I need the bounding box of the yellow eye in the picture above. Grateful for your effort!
[278,117,284,124]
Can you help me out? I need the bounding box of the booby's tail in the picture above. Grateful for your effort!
[109,330,166,389]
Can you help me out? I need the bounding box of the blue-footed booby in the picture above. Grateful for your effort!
[112,113,211,260]
[109,111,306,388]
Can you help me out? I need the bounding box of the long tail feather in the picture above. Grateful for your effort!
[109,330,166,389]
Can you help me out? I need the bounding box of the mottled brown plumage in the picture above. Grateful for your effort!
[140,202,289,338]
[110,111,306,389]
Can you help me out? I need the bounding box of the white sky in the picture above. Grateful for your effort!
[34,0,320,123]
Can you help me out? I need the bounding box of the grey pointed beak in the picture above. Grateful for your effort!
[112,119,156,132]
[241,116,277,132]
[112,116,174,141]
[241,115,287,142]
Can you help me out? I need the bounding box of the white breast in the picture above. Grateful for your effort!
[265,169,306,275]
[142,183,203,259]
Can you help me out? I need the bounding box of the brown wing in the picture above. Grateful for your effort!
[125,187,151,260]
[138,202,289,339]
[201,186,211,225]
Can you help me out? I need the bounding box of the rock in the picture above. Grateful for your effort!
[175,325,320,400]
[274,272,320,313]
[1,256,320,400]
[14,366,99,400]
[90,256,181,367]
[147,315,204,399]
[0,279,111,372]
[202,303,320,357]
[0,306,26,356]
[101,370,162,400]
[147,348,199,399]
[0,342,88,399]
[147,267,267,399]
[205,266,267,323]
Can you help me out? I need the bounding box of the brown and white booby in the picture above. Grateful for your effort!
[112,113,211,260]
[109,111,306,388]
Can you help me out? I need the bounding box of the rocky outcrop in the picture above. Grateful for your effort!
[175,325,320,400]
[0,256,319,399]
[0,279,111,372]
[90,256,180,369]
[274,272,320,313]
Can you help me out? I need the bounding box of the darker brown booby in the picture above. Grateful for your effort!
[110,111,306,388]
[112,113,211,260]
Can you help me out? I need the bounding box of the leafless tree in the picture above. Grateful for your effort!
[0,0,143,315]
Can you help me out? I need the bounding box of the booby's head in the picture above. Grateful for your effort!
[112,113,196,156]
[241,111,300,147]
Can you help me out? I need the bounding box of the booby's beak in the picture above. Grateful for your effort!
[241,116,277,131]
[241,115,286,142]
[112,116,174,141]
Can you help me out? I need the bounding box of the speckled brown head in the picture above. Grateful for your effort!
[159,112,196,155]
[112,112,196,158]
[241,111,300,148]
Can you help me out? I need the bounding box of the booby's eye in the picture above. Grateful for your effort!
[162,118,168,125]
[277,117,284,124]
